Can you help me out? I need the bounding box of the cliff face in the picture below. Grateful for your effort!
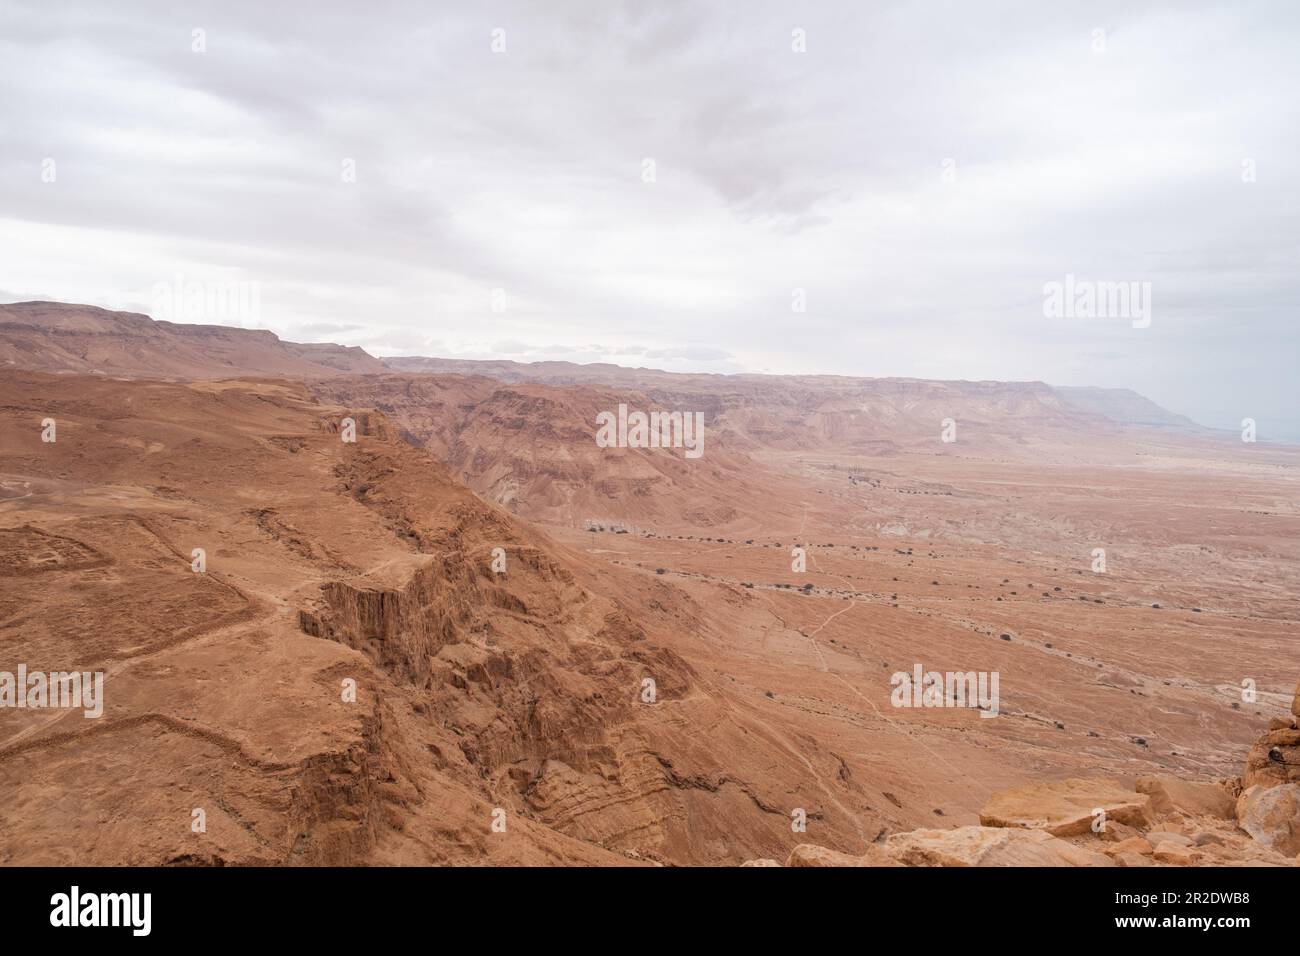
[1053,385,1202,431]
[0,371,875,866]
[306,368,1135,534]
[308,374,798,529]
[0,301,385,379]
[383,354,1205,436]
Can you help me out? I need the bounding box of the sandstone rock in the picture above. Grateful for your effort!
[1107,837,1153,856]
[886,826,1113,867]
[786,844,859,867]
[980,777,1150,837]
[1234,787,1252,822]
[786,843,901,867]
[1221,860,1288,867]
[1153,844,1198,865]
[1136,775,1235,821]
[1242,680,1300,789]
[1197,834,1298,866]
[741,858,780,867]
[1114,852,1153,867]
[1237,784,1300,856]
[1098,821,1140,843]
[1146,831,1195,849]
[1242,735,1300,789]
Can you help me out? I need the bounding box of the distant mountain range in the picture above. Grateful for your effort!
[0,301,385,379]
[0,301,1210,434]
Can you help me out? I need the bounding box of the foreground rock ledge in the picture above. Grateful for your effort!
[771,828,1111,867]
[978,777,1151,836]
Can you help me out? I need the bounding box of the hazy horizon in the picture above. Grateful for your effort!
[2,0,1297,439]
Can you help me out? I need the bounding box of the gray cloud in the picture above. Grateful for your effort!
[0,0,1296,438]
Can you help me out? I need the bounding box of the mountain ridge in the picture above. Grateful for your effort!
[0,300,1206,434]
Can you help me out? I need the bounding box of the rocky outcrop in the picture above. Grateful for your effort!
[0,301,386,378]
[1136,775,1236,821]
[754,713,1300,867]
[1236,784,1300,857]
[978,777,1151,836]
[299,561,496,684]
[887,826,1113,867]
[283,696,415,865]
[1242,680,1300,789]
[786,843,901,867]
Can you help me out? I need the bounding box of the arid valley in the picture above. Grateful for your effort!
[1,301,1297,868]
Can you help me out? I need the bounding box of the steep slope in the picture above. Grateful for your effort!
[0,301,385,379]
[0,370,881,865]
[1054,385,1204,431]
[309,373,808,531]
[386,354,1196,437]
[3,305,1297,870]
[383,357,1138,452]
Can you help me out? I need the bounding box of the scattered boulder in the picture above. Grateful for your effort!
[1137,775,1235,821]
[886,826,1112,867]
[1153,844,1198,866]
[1107,836,1153,856]
[1236,784,1300,857]
[786,843,901,867]
[756,703,1300,868]
[1146,831,1195,849]
[1098,821,1140,843]
[980,777,1150,836]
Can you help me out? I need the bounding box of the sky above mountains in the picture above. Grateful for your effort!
[1,0,1297,439]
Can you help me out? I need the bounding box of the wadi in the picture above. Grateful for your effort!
[0,300,1296,868]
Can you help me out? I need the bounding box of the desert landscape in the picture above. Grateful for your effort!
[1,301,1296,867]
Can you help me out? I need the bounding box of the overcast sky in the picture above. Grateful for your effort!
[1,0,1296,438]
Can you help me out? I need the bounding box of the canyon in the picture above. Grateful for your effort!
[0,301,1296,866]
